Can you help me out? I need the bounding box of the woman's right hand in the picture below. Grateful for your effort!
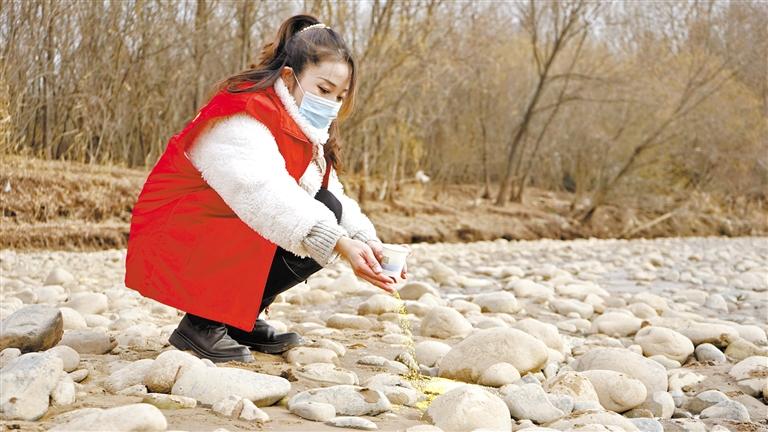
[334,236,397,293]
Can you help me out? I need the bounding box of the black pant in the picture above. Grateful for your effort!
[257,187,343,315]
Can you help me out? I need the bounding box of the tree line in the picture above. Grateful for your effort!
[1,0,765,216]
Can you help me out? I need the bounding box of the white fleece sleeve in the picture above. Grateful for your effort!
[187,113,348,266]
[326,165,382,245]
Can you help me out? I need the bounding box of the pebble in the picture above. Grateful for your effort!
[326,416,378,430]
[45,345,80,372]
[44,267,75,286]
[171,365,291,406]
[69,368,89,382]
[104,359,155,393]
[501,383,564,424]
[634,390,675,419]
[581,369,647,413]
[699,399,751,422]
[0,352,64,420]
[294,363,359,386]
[211,395,269,421]
[143,349,204,393]
[478,362,521,387]
[48,403,167,431]
[544,371,601,405]
[693,343,726,363]
[358,294,403,315]
[415,340,452,367]
[142,393,197,409]
[289,401,337,421]
[634,326,694,363]
[419,306,473,339]
[630,418,664,432]
[0,304,63,352]
[512,319,564,353]
[471,291,521,313]
[423,385,511,432]
[239,398,270,422]
[572,348,668,395]
[398,281,441,300]
[724,337,768,361]
[63,292,109,315]
[51,373,76,406]
[590,311,642,337]
[682,389,729,414]
[287,385,391,416]
[284,347,339,365]
[676,322,739,347]
[0,347,21,368]
[548,410,640,431]
[438,328,549,382]
[506,279,554,301]
[728,355,768,396]
[551,299,594,319]
[57,329,116,354]
[363,374,423,406]
[327,313,373,330]
[315,338,347,356]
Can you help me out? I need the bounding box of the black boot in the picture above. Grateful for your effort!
[169,313,254,363]
[225,320,304,354]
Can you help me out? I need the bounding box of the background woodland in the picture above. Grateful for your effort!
[1,0,765,238]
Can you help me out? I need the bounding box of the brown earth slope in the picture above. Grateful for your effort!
[1,155,766,250]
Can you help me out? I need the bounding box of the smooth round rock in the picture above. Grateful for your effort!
[326,416,378,430]
[471,291,521,313]
[572,348,668,395]
[327,313,373,330]
[48,403,167,431]
[501,383,565,424]
[581,369,647,413]
[0,352,64,420]
[415,340,452,367]
[543,371,601,405]
[478,362,521,387]
[290,401,336,422]
[423,385,511,432]
[0,305,63,353]
[634,326,694,363]
[171,365,291,406]
[143,349,204,393]
[419,306,473,339]
[439,328,549,382]
[694,343,726,363]
[45,345,80,372]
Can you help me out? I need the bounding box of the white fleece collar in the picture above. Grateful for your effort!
[273,75,329,161]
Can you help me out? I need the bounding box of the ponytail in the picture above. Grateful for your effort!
[255,15,320,69]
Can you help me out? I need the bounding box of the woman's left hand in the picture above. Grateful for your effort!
[368,240,410,281]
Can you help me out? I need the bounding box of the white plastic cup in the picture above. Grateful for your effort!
[379,243,410,279]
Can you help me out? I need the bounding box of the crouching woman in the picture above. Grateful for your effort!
[124,14,407,363]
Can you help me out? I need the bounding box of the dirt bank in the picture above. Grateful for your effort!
[1,155,766,250]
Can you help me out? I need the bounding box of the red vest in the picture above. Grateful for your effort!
[124,82,320,331]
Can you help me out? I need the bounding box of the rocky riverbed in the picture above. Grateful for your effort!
[1,236,766,431]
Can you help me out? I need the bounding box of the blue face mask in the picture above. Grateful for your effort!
[293,73,342,130]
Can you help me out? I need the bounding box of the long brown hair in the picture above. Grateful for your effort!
[212,14,357,173]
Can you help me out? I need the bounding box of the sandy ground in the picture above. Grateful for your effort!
[1,236,767,431]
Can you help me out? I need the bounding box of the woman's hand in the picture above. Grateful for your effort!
[368,240,410,280]
[334,237,397,293]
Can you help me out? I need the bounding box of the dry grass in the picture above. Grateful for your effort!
[1,155,145,249]
[1,155,766,251]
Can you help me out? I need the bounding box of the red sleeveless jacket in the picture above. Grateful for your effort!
[124,83,323,331]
